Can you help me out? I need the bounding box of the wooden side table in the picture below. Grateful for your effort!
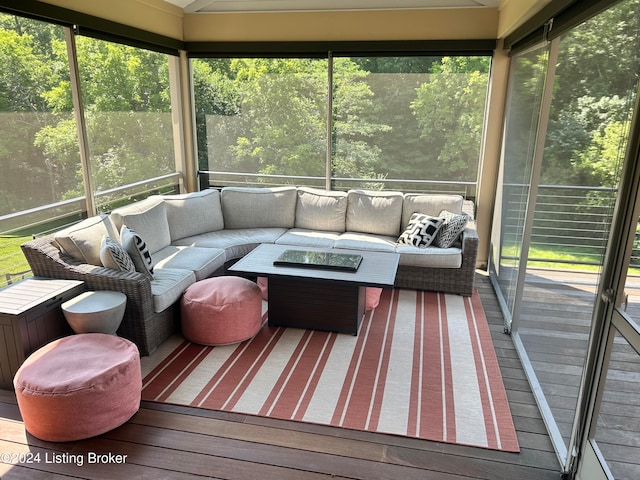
[0,277,85,390]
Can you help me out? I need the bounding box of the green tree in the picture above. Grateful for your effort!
[332,58,392,180]
[195,57,392,182]
[540,0,640,187]
[192,59,240,171]
[411,56,490,181]
[228,58,328,178]
[37,36,175,196]
[0,17,71,214]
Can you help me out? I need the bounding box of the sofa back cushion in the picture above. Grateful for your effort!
[158,189,224,242]
[54,214,118,266]
[346,190,404,236]
[401,194,464,231]
[221,186,297,229]
[295,187,347,232]
[110,197,171,255]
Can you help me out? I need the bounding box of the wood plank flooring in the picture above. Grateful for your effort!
[0,274,563,480]
[514,268,640,480]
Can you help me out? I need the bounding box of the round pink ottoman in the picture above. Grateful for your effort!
[366,287,383,311]
[181,276,262,346]
[13,333,141,442]
[257,276,268,300]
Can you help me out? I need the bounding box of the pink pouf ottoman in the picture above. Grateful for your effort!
[13,333,141,442]
[181,276,262,346]
[257,276,268,300]
[366,287,383,311]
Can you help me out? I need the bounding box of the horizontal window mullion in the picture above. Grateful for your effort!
[186,39,496,58]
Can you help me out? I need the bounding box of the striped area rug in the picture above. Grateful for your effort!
[140,289,520,452]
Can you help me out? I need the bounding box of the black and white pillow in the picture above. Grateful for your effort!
[120,225,154,278]
[434,210,470,248]
[397,213,444,248]
[100,235,136,272]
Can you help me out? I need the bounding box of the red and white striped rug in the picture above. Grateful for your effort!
[141,289,519,452]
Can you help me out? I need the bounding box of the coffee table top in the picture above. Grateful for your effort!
[229,244,399,288]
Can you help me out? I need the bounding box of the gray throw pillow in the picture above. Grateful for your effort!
[434,210,470,248]
[100,235,136,272]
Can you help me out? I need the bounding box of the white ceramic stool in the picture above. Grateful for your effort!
[62,291,127,335]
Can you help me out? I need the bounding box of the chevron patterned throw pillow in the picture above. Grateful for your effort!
[434,210,470,248]
[100,234,136,272]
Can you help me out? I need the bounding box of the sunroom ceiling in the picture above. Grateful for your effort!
[165,0,500,13]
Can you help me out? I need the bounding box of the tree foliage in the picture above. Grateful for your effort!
[0,14,175,214]
[195,55,490,186]
[3,0,640,221]
[540,0,640,187]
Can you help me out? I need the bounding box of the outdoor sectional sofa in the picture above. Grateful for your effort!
[21,186,478,355]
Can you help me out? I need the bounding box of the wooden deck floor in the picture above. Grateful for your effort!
[0,274,563,480]
[515,268,640,480]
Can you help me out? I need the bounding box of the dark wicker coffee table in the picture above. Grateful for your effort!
[228,244,399,335]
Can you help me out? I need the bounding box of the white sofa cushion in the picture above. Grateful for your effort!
[221,186,297,229]
[275,228,340,249]
[158,189,224,242]
[401,194,463,232]
[150,268,196,313]
[295,187,347,232]
[396,245,462,268]
[54,214,118,266]
[172,227,287,262]
[152,246,226,281]
[110,197,171,255]
[334,232,397,253]
[346,190,404,237]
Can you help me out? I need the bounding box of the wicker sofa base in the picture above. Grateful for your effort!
[20,188,479,355]
[394,264,475,297]
[21,236,176,356]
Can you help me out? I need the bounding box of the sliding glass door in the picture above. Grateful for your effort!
[575,88,640,480]
[491,0,640,475]
[490,43,548,328]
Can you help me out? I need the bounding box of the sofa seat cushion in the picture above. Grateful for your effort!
[294,187,347,232]
[110,197,171,255]
[152,246,226,281]
[172,228,287,262]
[150,268,196,313]
[221,186,297,229]
[158,189,224,242]
[334,232,397,253]
[401,194,464,232]
[275,228,340,249]
[346,190,404,237]
[396,245,462,268]
[54,214,118,266]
